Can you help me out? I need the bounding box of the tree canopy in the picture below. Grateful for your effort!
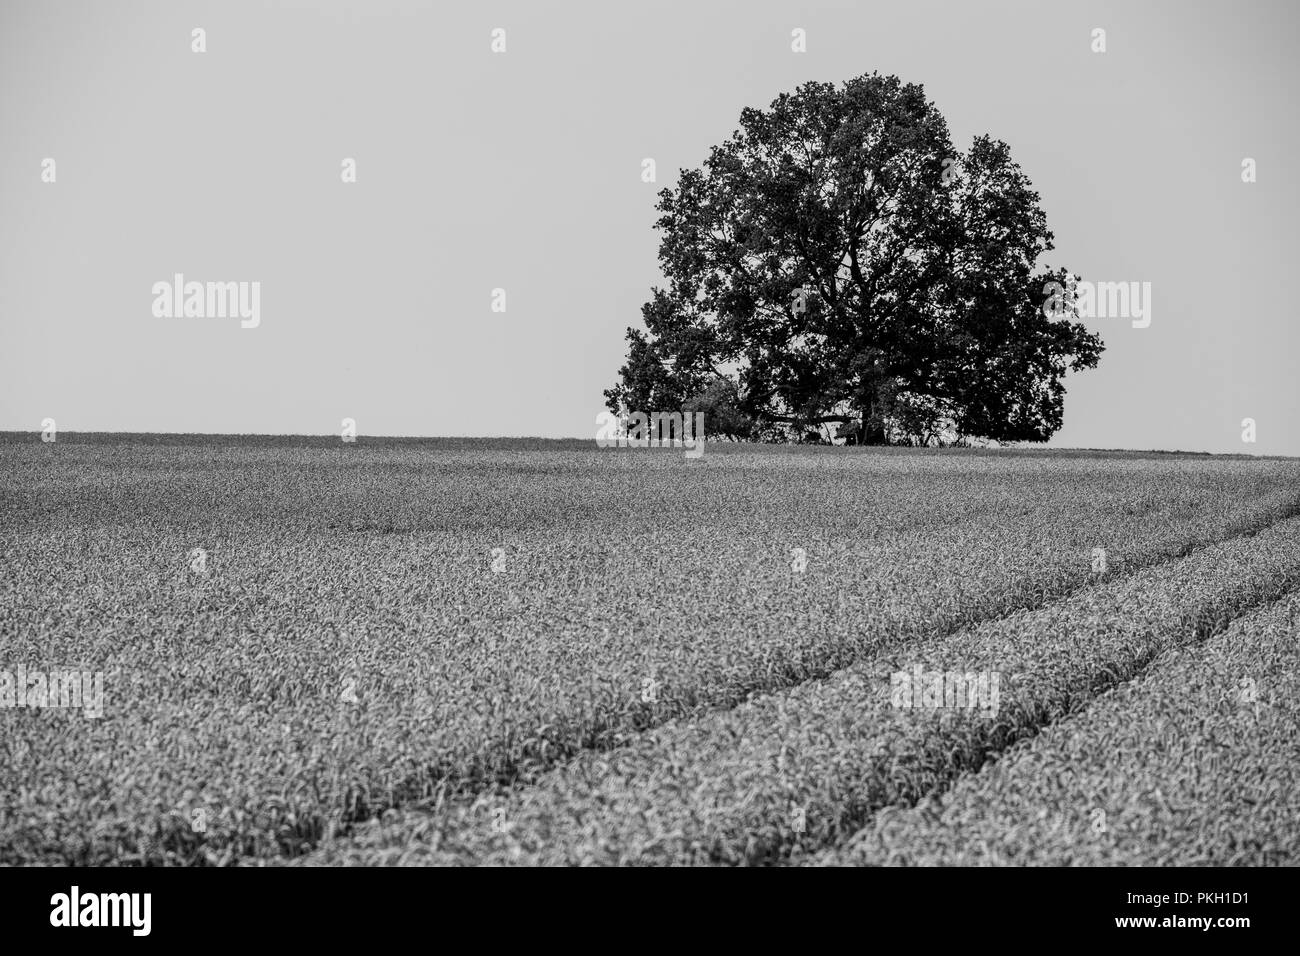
[605,73,1103,445]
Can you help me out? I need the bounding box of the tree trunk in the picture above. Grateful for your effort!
[860,388,887,446]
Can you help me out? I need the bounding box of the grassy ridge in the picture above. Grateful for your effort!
[818,592,1300,866]
[300,515,1300,866]
[3,443,1299,865]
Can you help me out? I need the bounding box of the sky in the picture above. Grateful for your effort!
[1,0,1297,455]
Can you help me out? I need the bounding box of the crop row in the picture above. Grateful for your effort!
[818,591,1300,865]
[298,513,1300,865]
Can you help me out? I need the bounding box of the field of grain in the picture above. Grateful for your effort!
[2,435,1298,866]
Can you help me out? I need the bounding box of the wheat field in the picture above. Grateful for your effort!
[2,434,1298,865]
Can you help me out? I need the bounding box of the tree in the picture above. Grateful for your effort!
[605,73,1103,446]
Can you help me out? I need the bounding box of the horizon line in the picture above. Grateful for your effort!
[0,430,1286,461]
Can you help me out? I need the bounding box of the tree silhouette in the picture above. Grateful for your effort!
[605,73,1103,446]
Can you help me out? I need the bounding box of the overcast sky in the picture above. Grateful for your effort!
[1,0,1296,455]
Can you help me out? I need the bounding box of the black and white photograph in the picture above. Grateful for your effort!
[1,0,1295,939]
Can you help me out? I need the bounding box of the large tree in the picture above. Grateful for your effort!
[605,73,1102,445]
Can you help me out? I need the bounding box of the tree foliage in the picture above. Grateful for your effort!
[605,73,1102,445]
